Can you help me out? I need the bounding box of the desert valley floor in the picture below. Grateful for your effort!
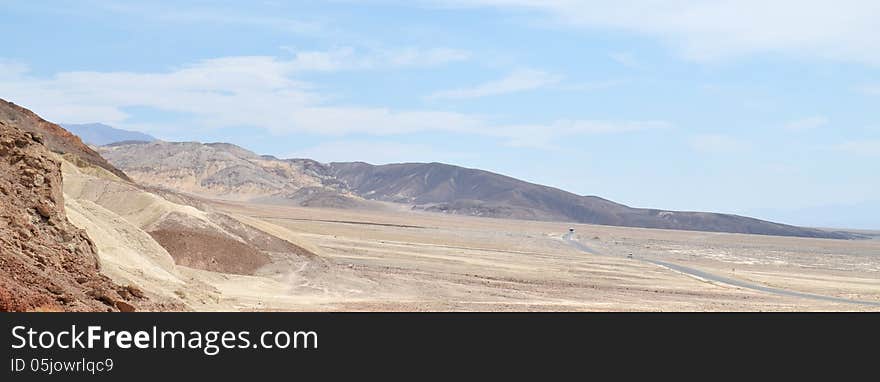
[2,98,877,312]
[172,200,879,311]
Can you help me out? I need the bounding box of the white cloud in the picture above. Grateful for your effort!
[835,140,880,157]
[1,56,314,125]
[0,55,665,149]
[284,47,470,71]
[784,116,828,131]
[382,47,471,67]
[433,1,880,65]
[0,48,468,127]
[689,134,750,154]
[427,69,560,100]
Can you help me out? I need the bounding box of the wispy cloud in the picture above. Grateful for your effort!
[283,47,470,72]
[427,69,560,100]
[0,53,469,131]
[556,79,627,92]
[0,55,665,149]
[432,1,880,65]
[689,134,750,154]
[834,140,880,157]
[382,47,471,67]
[784,116,828,131]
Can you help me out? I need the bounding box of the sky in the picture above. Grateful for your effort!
[1,0,879,229]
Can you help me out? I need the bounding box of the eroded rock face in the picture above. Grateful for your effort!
[0,99,131,181]
[97,141,365,208]
[0,120,142,311]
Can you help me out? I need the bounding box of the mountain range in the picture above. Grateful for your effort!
[97,140,856,239]
[0,96,856,240]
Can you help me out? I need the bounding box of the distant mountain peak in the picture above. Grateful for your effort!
[62,122,155,146]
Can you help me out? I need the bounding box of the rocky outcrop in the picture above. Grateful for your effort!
[98,140,366,208]
[0,119,144,311]
[0,99,131,181]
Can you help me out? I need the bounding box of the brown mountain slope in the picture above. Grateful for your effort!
[327,162,857,240]
[0,99,130,181]
[0,120,145,311]
[98,138,855,239]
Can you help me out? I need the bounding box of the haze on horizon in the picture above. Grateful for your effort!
[2,1,878,229]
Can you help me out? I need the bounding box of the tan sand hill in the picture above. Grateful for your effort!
[61,161,338,311]
[61,157,323,276]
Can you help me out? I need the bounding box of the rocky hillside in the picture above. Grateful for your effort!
[0,120,146,311]
[98,141,365,207]
[0,101,336,311]
[0,99,130,181]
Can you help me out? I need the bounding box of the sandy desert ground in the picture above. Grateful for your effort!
[178,200,880,312]
[57,157,879,312]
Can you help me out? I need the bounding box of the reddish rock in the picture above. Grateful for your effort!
[0,114,134,312]
[115,300,136,312]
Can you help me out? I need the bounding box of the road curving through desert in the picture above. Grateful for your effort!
[563,233,880,307]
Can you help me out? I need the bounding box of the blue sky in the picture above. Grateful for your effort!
[2,1,879,228]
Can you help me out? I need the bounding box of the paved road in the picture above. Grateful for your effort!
[563,233,880,307]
